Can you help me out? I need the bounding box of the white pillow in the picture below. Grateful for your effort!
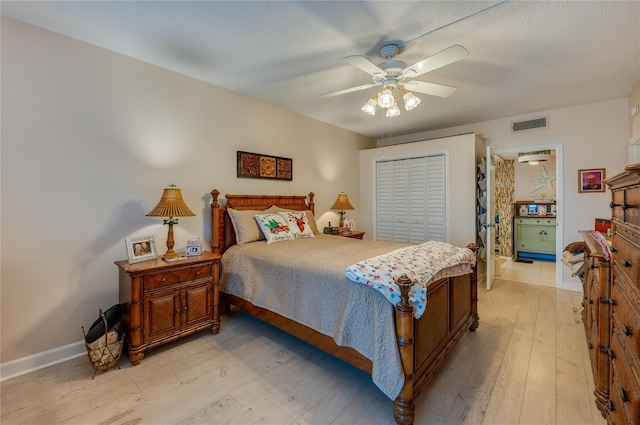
[227,206,279,245]
[254,213,295,244]
[279,211,315,238]
[275,207,320,235]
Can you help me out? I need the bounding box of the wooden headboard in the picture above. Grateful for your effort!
[209,189,315,255]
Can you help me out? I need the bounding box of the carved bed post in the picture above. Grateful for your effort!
[308,192,315,215]
[210,189,222,255]
[393,274,415,425]
[467,242,480,331]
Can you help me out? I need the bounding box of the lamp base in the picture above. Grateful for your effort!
[163,250,180,259]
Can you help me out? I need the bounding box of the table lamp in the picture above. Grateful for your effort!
[147,185,195,259]
[330,192,355,229]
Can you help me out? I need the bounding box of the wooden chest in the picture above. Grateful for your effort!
[580,230,612,417]
[605,164,640,424]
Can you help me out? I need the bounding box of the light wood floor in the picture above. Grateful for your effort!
[1,277,606,425]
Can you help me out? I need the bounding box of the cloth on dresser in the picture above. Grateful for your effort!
[561,250,584,277]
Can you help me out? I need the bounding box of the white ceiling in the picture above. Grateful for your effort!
[2,1,639,140]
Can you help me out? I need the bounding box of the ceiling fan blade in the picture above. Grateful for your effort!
[402,80,457,97]
[344,55,385,77]
[402,44,468,78]
[320,83,379,98]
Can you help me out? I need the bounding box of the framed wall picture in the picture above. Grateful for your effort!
[578,168,605,193]
[237,151,293,181]
[125,235,158,264]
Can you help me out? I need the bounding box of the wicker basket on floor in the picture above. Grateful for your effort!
[82,309,124,378]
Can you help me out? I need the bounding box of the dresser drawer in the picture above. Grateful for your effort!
[612,283,640,370]
[610,332,640,424]
[145,263,213,290]
[613,229,640,288]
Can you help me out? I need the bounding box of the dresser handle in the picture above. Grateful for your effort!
[196,271,201,276]
[588,342,594,350]
[621,324,633,336]
[588,298,594,305]
[622,259,632,268]
[610,201,636,210]
[610,247,617,253]
[161,278,167,282]
[620,387,629,403]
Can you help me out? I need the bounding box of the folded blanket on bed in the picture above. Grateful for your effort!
[345,241,476,319]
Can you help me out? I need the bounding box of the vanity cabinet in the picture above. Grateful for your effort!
[514,217,556,260]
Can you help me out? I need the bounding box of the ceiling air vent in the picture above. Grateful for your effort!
[511,117,548,133]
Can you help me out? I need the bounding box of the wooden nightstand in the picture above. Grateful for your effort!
[115,252,221,365]
[335,231,365,240]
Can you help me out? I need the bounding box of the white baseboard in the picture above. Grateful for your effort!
[557,279,582,292]
[0,340,86,382]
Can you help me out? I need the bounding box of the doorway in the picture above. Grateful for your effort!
[490,144,563,288]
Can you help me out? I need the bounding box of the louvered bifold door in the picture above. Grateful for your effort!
[425,155,446,241]
[376,154,446,243]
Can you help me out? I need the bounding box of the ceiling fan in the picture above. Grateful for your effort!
[320,43,468,101]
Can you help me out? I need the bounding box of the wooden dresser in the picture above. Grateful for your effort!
[604,164,640,424]
[115,252,221,365]
[579,230,612,416]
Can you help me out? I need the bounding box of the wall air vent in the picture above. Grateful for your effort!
[511,117,548,133]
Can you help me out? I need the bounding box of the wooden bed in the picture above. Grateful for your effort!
[209,189,479,425]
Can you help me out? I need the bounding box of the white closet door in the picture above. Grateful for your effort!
[408,157,427,243]
[376,154,446,243]
[425,155,446,241]
[376,162,393,241]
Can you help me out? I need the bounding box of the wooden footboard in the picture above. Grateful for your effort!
[210,189,479,425]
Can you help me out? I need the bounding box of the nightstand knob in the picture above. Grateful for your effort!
[196,271,201,276]
[161,278,167,282]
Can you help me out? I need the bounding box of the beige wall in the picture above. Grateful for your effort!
[630,81,640,143]
[0,18,374,375]
[359,133,483,248]
[381,98,630,288]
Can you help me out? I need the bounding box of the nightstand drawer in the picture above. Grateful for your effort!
[145,264,212,290]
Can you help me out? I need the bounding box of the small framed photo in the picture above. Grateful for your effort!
[578,168,606,193]
[186,237,202,257]
[125,236,158,264]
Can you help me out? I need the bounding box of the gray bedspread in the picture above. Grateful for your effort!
[220,234,413,400]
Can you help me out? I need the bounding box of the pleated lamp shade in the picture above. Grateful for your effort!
[330,193,354,228]
[330,193,355,212]
[146,187,195,218]
[146,186,195,259]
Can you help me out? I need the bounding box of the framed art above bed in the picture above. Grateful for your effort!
[237,151,293,181]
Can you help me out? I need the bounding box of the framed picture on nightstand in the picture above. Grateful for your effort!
[125,235,158,264]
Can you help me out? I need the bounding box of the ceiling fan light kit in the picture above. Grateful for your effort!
[386,103,401,118]
[361,94,378,116]
[402,89,421,111]
[377,86,395,108]
[322,42,468,118]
